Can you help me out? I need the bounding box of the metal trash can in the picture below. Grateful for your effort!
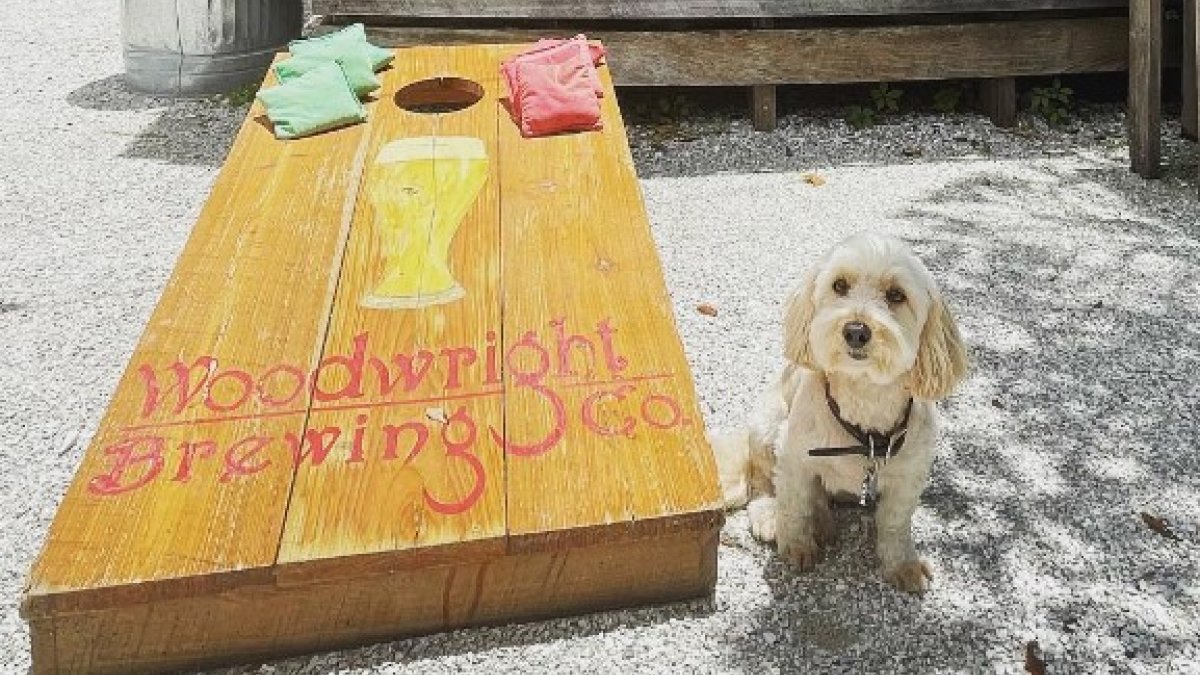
[122,0,303,96]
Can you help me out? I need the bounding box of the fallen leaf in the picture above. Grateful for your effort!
[801,172,826,187]
[697,303,718,317]
[1141,512,1180,541]
[1025,640,1046,675]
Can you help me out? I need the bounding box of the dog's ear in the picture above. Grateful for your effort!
[908,291,969,400]
[783,269,818,368]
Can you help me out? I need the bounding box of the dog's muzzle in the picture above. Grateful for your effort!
[843,321,872,359]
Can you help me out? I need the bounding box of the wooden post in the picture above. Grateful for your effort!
[1186,0,1198,141]
[749,18,777,132]
[1192,0,1200,194]
[751,85,778,132]
[979,77,1017,127]
[1130,0,1163,178]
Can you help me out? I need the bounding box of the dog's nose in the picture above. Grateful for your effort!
[843,321,872,348]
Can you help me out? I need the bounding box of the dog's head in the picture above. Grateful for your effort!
[783,233,968,400]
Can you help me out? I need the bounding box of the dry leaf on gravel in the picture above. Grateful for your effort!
[1140,512,1180,541]
[801,172,826,187]
[697,303,718,317]
[1025,641,1046,675]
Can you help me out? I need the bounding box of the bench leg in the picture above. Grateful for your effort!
[751,85,778,132]
[1185,0,1198,141]
[979,77,1017,128]
[1192,0,1200,194]
[1130,0,1163,178]
[748,18,777,133]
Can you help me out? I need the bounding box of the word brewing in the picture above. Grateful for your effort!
[88,318,691,514]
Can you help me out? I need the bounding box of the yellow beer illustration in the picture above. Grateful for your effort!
[362,136,489,309]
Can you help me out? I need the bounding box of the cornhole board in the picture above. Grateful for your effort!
[22,44,723,675]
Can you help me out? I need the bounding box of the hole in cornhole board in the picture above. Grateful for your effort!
[396,77,484,114]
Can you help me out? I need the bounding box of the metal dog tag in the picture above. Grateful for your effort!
[860,463,879,506]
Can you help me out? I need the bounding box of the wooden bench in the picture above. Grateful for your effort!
[22,44,723,675]
[312,0,1132,130]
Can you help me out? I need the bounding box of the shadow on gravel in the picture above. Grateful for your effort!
[202,598,718,675]
[67,74,171,111]
[908,166,1200,669]
[119,104,244,166]
[66,74,246,166]
[723,159,1200,673]
[625,102,1197,185]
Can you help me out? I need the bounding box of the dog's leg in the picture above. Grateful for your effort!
[875,472,932,593]
[812,482,835,546]
[748,486,832,546]
[746,495,778,542]
[773,451,824,569]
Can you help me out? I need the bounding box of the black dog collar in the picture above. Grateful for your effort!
[807,380,913,459]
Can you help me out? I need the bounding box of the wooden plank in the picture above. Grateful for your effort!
[275,46,508,572]
[979,76,1018,127]
[315,0,1128,20]
[1130,0,1162,178]
[362,18,1129,86]
[1184,0,1198,140]
[23,66,372,616]
[31,528,717,675]
[495,48,722,543]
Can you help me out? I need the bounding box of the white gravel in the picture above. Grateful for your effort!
[3,2,1200,674]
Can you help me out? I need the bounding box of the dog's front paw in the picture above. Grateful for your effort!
[777,535,820,570]
[884,559,932,593]
[747,498,777,543]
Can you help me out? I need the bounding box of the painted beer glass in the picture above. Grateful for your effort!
[362,136,489,309]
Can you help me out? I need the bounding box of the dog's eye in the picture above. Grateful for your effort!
[832,278,849,296]
[886,288,906,304]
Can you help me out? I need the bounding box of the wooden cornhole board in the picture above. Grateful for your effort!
[22,44,723,675]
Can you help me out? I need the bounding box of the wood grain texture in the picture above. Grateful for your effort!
[1184,0,1197,140]
[1129,0,1162,178]
[32,529,717,675]
[979,77,1018,127]
[314,0,1127,19]
[362,18,1129,86]
[23,65,372,614]
[496,48,722,542]
[277,47,508,566]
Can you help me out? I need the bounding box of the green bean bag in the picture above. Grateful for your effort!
[256,62,367,140]
[274,49,380,98]
[289,23,394,73]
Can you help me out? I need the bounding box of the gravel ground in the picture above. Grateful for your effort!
[3,2,1200,674]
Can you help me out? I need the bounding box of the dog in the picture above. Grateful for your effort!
[710,233,968,593]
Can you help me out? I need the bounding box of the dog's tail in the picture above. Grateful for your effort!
[708,427,753,510]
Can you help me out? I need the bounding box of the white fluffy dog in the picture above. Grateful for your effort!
[711,233,968,593]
